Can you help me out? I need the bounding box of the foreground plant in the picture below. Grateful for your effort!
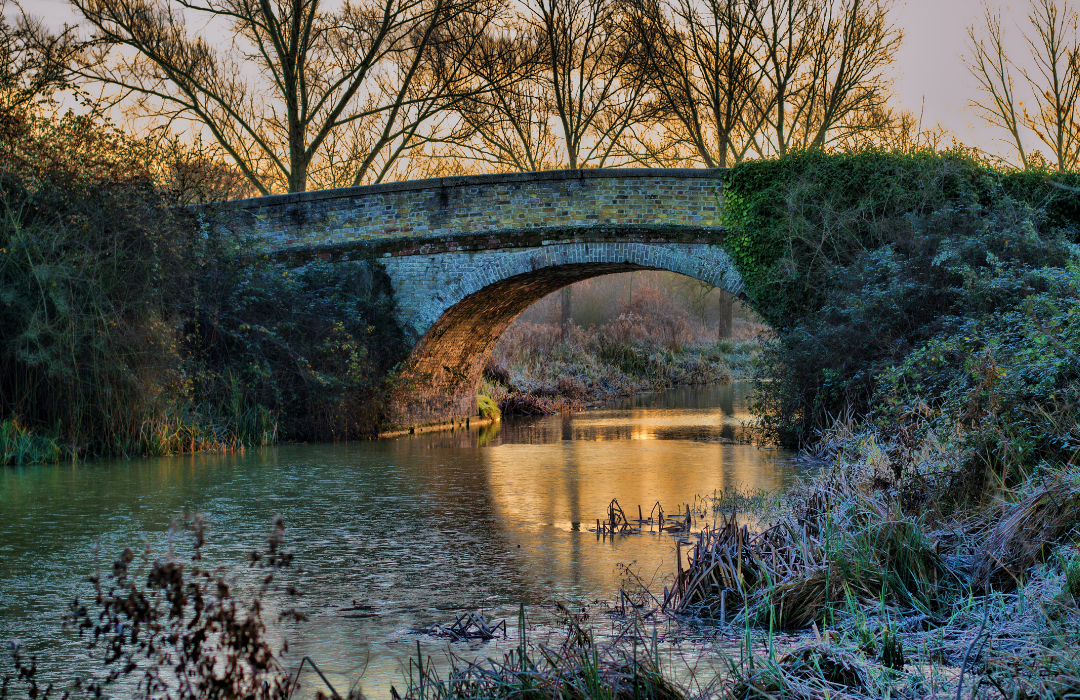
[723,632,921,700]
[1,516,304,699]
[396,613,686,700]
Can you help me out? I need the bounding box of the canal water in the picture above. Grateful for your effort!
[0,383,803,697]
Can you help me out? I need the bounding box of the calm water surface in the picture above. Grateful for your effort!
[0,383,803,696]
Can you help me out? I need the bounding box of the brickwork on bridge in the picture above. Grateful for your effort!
[219,169,739,426]
[385,241,742,425]
[223,168,725,256]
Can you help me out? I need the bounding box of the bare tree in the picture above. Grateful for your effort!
[968,0,1080,171]
[446,0,650,172]
[624,0,763,167]
[528,0,649,168]
[450,29,562,171]
[750,0,900,156]
[1,2,84,116]
[70,0,511,194]
[801,0,901,149]
[620,0,899,166]
[967,6,1033,167]
[747,0,817,156]
[1020,0,1080,170]
[830,103,950,152]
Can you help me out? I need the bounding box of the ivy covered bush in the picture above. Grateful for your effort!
[722,150,1080,450]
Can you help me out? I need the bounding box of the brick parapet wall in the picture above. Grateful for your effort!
[218,169,727,254]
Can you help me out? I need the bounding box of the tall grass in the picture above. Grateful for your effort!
[0,419,66,465]
[484,288,767,411]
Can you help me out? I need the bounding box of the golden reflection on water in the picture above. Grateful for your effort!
[384,385,798,636]
[0,383,804,699]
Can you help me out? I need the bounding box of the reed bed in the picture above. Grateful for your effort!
[0,418,67,465]
[494,389,585,416]
[394,618,688,700]
[483,320,763,408]
[667,484,960,630]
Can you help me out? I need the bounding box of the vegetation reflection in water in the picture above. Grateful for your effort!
[0,383,800,697]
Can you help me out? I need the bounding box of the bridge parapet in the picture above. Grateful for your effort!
[219,168,726,256]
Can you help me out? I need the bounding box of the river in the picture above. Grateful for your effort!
[0,383,804,697]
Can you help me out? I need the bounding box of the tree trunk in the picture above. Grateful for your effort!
[717,290,732,339]
[560,285,573,340]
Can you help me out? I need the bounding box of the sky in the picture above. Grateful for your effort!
[25,0,1038,162]
[890,0,1018,156]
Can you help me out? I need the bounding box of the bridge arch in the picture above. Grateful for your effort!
[218,168,738,427]
[389,240,742,425]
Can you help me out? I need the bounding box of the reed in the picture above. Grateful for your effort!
[0,419,67,465]
[395,617,686,700]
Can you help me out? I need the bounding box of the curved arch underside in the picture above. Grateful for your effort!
[390,241,742,426]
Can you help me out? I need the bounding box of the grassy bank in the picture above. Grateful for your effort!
[481,284,767,415]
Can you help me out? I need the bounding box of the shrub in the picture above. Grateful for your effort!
[180,244,409,442]
[720,149,994,329]
[1,516,301,699]
[729,149,1079,446]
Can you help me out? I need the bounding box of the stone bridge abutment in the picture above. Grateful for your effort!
[217,169,740,427]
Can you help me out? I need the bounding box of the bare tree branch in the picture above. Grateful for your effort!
[966,5,1031,167]
[71,0,510,193]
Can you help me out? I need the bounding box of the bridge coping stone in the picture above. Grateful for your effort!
[216,168,726,210]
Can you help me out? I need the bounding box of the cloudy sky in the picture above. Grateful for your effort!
[24,0,1044,161]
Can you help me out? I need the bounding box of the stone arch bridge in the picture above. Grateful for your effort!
[220,169,740,427]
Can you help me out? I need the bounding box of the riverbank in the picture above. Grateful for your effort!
[398,423,1080,700]
[481,320,765,416]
